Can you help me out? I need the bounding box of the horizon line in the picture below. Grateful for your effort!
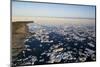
[12,16,96,19]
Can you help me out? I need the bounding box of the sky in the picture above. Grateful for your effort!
[12,1,96,18]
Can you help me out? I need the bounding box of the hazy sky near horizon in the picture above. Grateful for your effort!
[12,1,96,18]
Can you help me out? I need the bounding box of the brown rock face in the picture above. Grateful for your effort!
[12,21,33,60]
